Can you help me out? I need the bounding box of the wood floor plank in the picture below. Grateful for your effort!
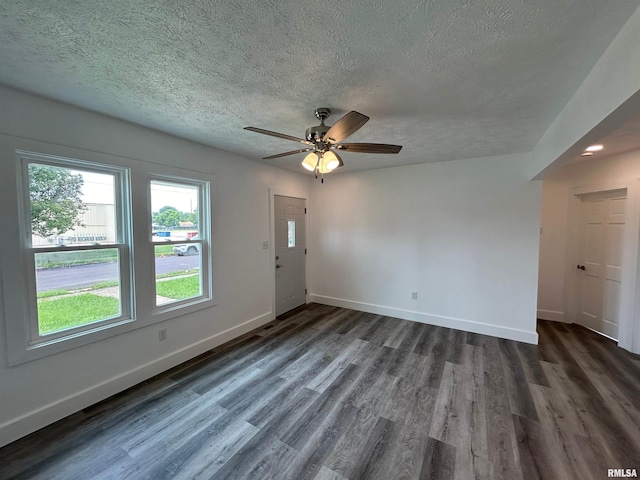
[364,316,403,346]
[314,466,349,480]
[537,362,594,439]
[453,346,492,480]
[306,338,368,393]
[344,345,396,407]
[3,306,640,480]
[281,400,358,480]
[511,414,564,480]
[419,437,457,480]
[429,361,468,445]
[413,323,441,357]
[332,310,369,335]
[169,420,257,480]
[528,384,595,480]
[445,329,467,364]
[208,388,320,480]
[483,337,523,480]
[280,366,360,450]
[383,319,413,349]
[349,416,397,480]
[313,309,354,332]
[515,342,550,387]
[568,325,640,412]
[549,330,640,465]
[121,389,225,456]
[323,405,381,478]
[348,314,385,341]
[498,339,539,420]
[384,385,439,479]
[225,438,297,480]
[15,445,130,480]
[386,322,426,377]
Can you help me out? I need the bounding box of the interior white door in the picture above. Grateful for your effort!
[576,190,626,339]
[274,195,306,316]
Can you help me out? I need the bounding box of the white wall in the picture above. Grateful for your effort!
[538,151,640,322]
[308,153,542,344]
[0,86,310,446]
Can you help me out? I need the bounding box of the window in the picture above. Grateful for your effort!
[21,153,132,344]
[150,178,210,309]
[288,220,296,248]
[3,149,214,365]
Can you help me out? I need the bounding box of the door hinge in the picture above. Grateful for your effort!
[305,207,307,214]
[305,288,307,295]
[305,248,307,255]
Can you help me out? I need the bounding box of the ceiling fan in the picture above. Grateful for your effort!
[244,108,402,181]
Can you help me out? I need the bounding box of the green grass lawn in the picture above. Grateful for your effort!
[37,294,120,335]
[154,244,175,256]
[36,275,199,334]
[156,275,200,300]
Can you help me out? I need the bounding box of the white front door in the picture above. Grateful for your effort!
[576,190,626,339]
[274,195,306,316]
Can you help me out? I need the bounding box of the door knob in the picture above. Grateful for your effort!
[577,265,586,271]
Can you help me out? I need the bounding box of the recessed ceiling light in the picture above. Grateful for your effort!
[585,144,604,152]
[581,152,594,157]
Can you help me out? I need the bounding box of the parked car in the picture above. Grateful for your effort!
[173,236,200,256]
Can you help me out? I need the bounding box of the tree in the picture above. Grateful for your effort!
[154,206,181,228]
[181,209,198,227]
[29,164,87,238]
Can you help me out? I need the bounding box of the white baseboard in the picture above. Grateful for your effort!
[536,309,567,323]
[0,311,274,448]
[310,295,539,345]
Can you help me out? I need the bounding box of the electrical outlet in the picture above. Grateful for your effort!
[262,241,269,249]
[411,291,418,300]
[159,328,167,341]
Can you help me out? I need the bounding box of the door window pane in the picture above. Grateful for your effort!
[288,220,295,248]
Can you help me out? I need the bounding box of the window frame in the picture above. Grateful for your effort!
[18,151,134,347]
[2,145,216,366]
[148,175,212,312]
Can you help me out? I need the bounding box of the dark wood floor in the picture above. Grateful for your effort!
[2,304,640,480]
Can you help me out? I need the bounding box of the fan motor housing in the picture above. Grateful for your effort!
[305,124,330,142]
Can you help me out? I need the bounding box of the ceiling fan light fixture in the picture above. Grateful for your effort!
[317,154,332,174]
[323,150,343,170]
[244,108,402,181]
[301,152,318,171]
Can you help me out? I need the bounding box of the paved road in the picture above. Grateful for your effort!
[36,255,200,292]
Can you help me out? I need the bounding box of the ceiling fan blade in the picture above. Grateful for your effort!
[262,148,313,160]
[335,143,402,154]
[323,111,370,143]
[244,127,312,145]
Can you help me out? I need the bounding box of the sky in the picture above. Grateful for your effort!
[77,172,198,213]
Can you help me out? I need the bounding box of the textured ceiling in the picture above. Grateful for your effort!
[1,1,639,174]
